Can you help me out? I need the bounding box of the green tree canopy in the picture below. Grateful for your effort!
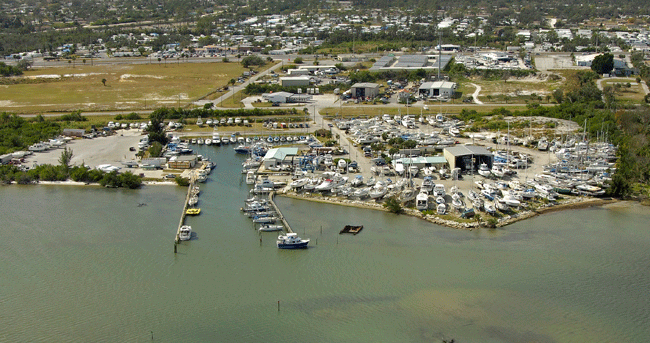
[591,53,614,75]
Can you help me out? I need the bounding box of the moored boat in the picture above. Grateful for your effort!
[179,225,192,241]
[277,233,309,249]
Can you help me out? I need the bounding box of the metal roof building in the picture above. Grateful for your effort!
[350,83,380,99]
[443,145,493,172]
[263,147,299,168]
[419,81,457,99]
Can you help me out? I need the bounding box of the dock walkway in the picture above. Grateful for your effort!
[175,179,195,243]
[268,192,293,233]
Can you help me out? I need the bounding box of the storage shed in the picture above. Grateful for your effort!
[350,83,380,99]
[443,145,493,172]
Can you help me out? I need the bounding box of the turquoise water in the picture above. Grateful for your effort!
[0,144,648,342]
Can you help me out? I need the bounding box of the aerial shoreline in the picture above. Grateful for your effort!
[277,190,618,229]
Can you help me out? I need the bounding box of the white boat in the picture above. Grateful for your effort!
[478,163,491,177]
[28,143,48,152]
[351,175,364,187]
[205,139,212,145]
[246,171,256,185]
[179,225,192,241]
[259,224,283,232]
[449,127,460,136]
[491,165,505,178]
[365,176,376,186]
[253,215,277,224]
[485,202,496,215]
[315,179,334,192]
[369,183,388,199]
[352,187,370,198]
[196,117,203,126]
[433,184,445,197]
[451,193,464,211]
[197,138,204,145]
[408,165,419,177]
[416,191,429,210]
[289,178,309,188]
[206,119,213,126]
[495,198,509,211]
[277,233,309,249]
[436,195,445,204]
[188,196,198,206]
[399,188,417,203]
[437,203,446,215]
[394,160,405,176]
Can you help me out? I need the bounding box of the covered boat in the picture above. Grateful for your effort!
[339,225,363,235]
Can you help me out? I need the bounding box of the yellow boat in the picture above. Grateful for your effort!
[186,208,201,215]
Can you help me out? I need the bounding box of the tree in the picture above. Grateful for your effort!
[148,142,163,157]
[101,78,107,86]
[591,53,614,75]
[293,57,303,64]
[383,196,403,214]
[58,147,74,170]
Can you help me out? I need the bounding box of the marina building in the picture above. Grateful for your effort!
[350,83,380,99]
[279,76,311,87]
[418,81,457,99]
[392,156,448,170]
[263,147,299,169]
[262,92,312,103]
[167,155,197,169]
[443,145,493,172]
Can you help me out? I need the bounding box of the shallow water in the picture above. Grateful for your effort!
[0,144,648,342]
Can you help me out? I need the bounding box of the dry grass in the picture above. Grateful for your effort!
[601,80,646,102]
[320,104,530,117]
[0,62,249,114]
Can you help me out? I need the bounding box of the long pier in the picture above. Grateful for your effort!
[175,180,195,244]
[268,191,293,233]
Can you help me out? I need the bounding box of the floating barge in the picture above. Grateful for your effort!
[340,225,363,235]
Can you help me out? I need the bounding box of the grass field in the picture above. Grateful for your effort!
[601,80,646,102]
[321,104,530,117]
[0,62,250,114]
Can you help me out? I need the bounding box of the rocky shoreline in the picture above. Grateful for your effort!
[278,189,616,230]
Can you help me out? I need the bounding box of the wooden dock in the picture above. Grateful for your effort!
[268,192,293,233]
[175,179,195,244]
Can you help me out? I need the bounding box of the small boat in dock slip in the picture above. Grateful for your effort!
[258,224,284,232]
[246,171,256,185]
[179,225,192,241]
[188,196,198,206]
[185,208,201,215]
[253,215,277,224]
[277,233,310,249]
[191,185,200,196]
[340,225,363,235]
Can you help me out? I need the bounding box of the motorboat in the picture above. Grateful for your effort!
[483,201,496,215]
[408,165,419,177]
[369,183,388,199]
[206,119,213,126]
[205,139,212,146]
[437,203,446,215]
[421,176,434,193]
[289,178,309,189]
[416,191,429,210]
[495,198,509,211]
[399,188,417,203]
[179,225,192,241]
[315,179,334,192]
[259,224,283,232]
[196,117,203,126]
[436,195,445,204]
[394,160,405,176]
[246,171,256,185]
[253,215,277,224]
[491,165,505,178]
[478,163,491,177]
[365,176,376,187]
[185,208,201,215]
[433,184,445,197]
[451,193,465,211]
[351,175,364,187]
[277,233,309,249]
[234,145,250,154]
[352,187,370,198]
[188,196,198,206]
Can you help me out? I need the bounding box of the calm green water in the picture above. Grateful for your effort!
[1,145,648,342]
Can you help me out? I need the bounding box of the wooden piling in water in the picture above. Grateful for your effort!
[268,192,293,233]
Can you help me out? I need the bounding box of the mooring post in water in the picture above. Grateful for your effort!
[174,242,177,254]
[320,225,322,235]
[260,237,262,246]
[277,300,280,312]
[150,331,153,341]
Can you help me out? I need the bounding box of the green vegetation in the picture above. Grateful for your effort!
[383,196,404,214]
[0,113,62,154]
[0,164,142,188]
[240,55,266,68]
[175,176,190,186]
[591,53,614,75]
[0,62,23,76]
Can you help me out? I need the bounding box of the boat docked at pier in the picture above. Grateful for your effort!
[277,233,309,249]
[179,225,192,241]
